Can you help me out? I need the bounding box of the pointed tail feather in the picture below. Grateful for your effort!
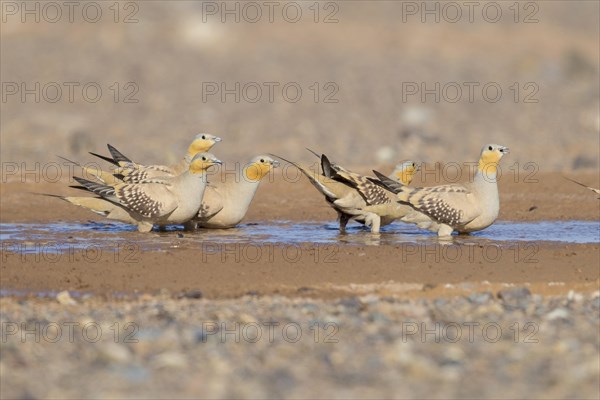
[269,153,338,199]
[369,170,405,194]
[305,148,321,159]
[106,144,134,164]
[89,151,119,166]
[56,155,84,167]
[320,154,337,179]
[563,176,600,195]
[73,176,116,198]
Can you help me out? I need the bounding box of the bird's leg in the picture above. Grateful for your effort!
[137,222,154,233]
[338,212,350,234]
[366,213,381,234]
[437,224,453,237]
[183,221,198,231]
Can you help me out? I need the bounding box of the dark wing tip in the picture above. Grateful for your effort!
[107,144,133,164]
[369,170,404,194]
[89,151,119,166]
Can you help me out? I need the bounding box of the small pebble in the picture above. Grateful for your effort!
[56,290,76,306]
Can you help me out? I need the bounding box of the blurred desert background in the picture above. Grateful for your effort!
[2,3,600,399]
[1,1,599,170]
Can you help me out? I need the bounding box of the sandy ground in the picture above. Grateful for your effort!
[1,169,599,298]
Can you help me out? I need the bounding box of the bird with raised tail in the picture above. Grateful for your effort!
[368,144,509,237]
[80,133,221,184]
[306,148,420,185]
[184,155,279,229]
[64,153,222,232]
[274,152,419,233]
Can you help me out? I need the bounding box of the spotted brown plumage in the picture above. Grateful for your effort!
[369,143,509,237]
[63,152,222,232]
[82,134,222,185]
[317,154,390,207]
[116,166,173,184]
[406,187,469,226]
[115,181,171,218]
[272,152,418,234]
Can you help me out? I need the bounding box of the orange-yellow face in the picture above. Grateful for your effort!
[393,161,419,185]
[188,134,222,157]
[243,156,279,182]
[478,144,509,174]
[189,152,222,174]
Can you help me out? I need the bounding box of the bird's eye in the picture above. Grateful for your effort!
[201,135,206,140]
[488,146,493,151]
[202,157,207,161]
[260,159,265,163]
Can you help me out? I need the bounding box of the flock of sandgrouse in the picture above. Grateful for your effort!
[55,134,597,237]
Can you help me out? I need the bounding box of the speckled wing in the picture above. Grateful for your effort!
[115,165,176,183]
[113,179,177,219]
[333,169,391,206]
[401,185,480,226]
[195,184,224,220]
[72,176,174,218]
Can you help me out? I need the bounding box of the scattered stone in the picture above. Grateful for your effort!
[56,290,76,306]
[238,313,258,324]
[2,291,599,399]
[497,287,532,308]
[545,308,570,321]
[178,290,203,299]
[467,292,494,304]
[152,352,187,369]
[337,297,362,310]
[97,343,131,364]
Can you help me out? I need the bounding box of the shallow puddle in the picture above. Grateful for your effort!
[1,220,598,253]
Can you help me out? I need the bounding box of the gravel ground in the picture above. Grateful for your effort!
[1,289,599,399]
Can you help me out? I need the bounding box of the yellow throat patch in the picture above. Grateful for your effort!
[478,150,502,175]
[244,162,271,181]
[190,159,214,174]
[395,166,416,185]
[188,139,214,157]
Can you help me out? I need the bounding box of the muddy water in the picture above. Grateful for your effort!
[1,220,598,253]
